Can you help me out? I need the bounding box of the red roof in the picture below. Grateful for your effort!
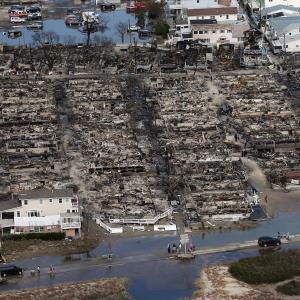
[187,7,238,17]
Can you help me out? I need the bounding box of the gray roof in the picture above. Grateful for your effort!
[261,4,300,17]
[282,33,300,43]
[19,188,74,200]
[0,197,21,211]
[269,16,300,35]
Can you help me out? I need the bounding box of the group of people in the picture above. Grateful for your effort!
[167,243,195,254]
[31,266,55,277]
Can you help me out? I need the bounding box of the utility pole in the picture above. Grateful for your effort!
[259,0,262,27]
[284,33,286,64]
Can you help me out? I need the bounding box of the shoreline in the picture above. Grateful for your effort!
[0,277,131,300]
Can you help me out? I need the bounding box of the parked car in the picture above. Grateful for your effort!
[0,265,23,277]
[128,25,141,32]
[26,6,42,21]
[258,236,281,247]
[8,5,24,13]
[10,16,26,23]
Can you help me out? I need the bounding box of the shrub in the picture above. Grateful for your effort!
[3,232,65,241]
[276,280,300,296]
[229,250,300,284]
[154,23,170,37]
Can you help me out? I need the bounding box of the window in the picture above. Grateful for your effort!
[40,199,43,204]
[226,15,229,19]
[194,31,198,34]
[297,45,299,48]
[204,30,208,34]
[71,198,78,206]
[202,16,204,19]
[210,16,215,19]
[220,15,222,18]
[197,0,199,3]
[67,209,70,213]
[49,198,52,203]
[285,45,288,48]
[220,30,225,33]
[289,33,292,35]
[59,198,62,203]
[17,211,20,217]
[199,30,203,34]
[28,211,40,217]
[24,200,28,205]
[212,30,216,33]
[227,30,232,33]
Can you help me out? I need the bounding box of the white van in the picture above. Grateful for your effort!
[10,16,26,23]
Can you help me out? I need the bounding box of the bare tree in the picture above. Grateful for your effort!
[32,31,61,72]
[115,22,127,43]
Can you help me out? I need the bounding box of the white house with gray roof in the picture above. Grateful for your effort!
[266,16,300,52]
[248,0,300,10]
[261,4,300,18]
[0,188,81,237]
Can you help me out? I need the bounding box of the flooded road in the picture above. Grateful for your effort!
[0,10,151,46]
[2,209,300,300]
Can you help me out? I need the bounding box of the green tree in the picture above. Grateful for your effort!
[154,22,170,37]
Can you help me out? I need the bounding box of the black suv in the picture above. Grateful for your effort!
[258,236,281,247]
[0,265,23,277]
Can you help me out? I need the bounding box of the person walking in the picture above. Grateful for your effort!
[37,266,40,276]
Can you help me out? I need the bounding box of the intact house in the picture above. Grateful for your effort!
[0,188,81,238]
[266,16,300,53]
[167,0,239,21]
[166,1,248,47]
[247,0,299,11]
[187,6,239,23]
[190,19,249,45]
[261,4,300,19]
[264,0,299,9]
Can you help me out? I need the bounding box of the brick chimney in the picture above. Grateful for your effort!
[218,0,231,6]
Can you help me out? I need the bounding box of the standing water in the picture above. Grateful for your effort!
[0,10,151,46]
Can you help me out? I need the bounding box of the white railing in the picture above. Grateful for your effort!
[94,218,123,234]
[109,208,173,225]
[61,222,81,229]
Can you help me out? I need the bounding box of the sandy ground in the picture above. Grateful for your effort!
[0,277,130,300]
[192,265,300,300]
[242,157,300,217]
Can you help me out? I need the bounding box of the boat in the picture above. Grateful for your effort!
[9,9,28,18]
[3,30,22,39]
[26,6,42,20]
[138,29,152,37]
[26,21,43,30]
[66,8,82,16]
[65,15,82,26]
[128,25,141,32]
[82,11,100,24]
[99,3,116,11]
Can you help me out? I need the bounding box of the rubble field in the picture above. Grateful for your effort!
[1,45,300,225]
